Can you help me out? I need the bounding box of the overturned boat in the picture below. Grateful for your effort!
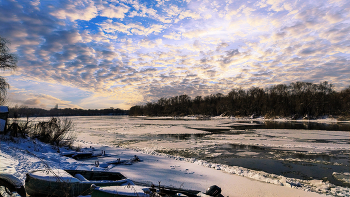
[25,169,131,196]
[61,151,94,159]
[0,173,26,197]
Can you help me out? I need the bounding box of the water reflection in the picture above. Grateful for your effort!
[259,121,350,131]
[212,121,350,132]
[155,133,207,140]
[291,153,332,161]
[229,144,267,151]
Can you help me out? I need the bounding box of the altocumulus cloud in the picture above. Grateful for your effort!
[0,0,349,109]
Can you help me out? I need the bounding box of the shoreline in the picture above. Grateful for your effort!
[10,114,350,122]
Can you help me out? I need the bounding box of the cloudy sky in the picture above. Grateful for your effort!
[0,0,349,110]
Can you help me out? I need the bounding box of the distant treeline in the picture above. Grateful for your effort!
[8,107,129,118]
[129,81,350,118]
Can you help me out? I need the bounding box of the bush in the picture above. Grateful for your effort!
[338,116,350,121]
[5,120,31,138]
[32,117,76,147]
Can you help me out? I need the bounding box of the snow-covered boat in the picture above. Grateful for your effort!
[90,182,223,197]
[61,151,94,159]
[91,185,151,197]
[0,173,26,197]
[91,185,202,197]
[25,169,131,196]
[25,169,223,197]
[106,155,143,165]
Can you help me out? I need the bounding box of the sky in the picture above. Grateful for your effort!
[0,0,349,110]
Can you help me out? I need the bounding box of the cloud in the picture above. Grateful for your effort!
[99,3,129,19]
[182,29,208,38]
[163,32,182,40]
[298,47,317,55]
[265,0,293,12]
[100,19,166,36]
[79,94,126,109]
[23,98,41,106]
[1,0,350,110]
[179,10,201,20]
[8,90,82,109]
[324,11,344,24]
[50,0,98,21]
[138,38,159,48]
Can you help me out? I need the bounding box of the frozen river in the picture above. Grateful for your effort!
[5,115,350,197]
[66,116,350,188]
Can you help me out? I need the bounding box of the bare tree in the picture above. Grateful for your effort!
[0,36,17,104]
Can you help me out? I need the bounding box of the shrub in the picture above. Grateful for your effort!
[338,116,350,121]
[5,120,31,138]
[32,117,76,147]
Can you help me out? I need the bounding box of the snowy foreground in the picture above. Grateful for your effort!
[0,137,329,197]
[1,116,349,197]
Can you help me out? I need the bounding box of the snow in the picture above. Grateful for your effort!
[0,154,18,174]
[29,169,80,182]
[1,116,349,197]
[94,185,149,196]
[0,137,334,197]
[333,172,350,184]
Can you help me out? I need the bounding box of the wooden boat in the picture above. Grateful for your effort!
[106,155,143,165]
[25,169,223,197]
[91,183,223,197]
[91,185,150,197]
[91,181,203,197]
[0,173,26,197]
[25,169,131,196]
[61,151,94,159]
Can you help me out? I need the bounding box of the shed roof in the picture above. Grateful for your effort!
[0,106,9,113]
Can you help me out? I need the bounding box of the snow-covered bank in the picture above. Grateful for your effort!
[0,137,79,182]
[1,136,349,197]
[125,147,349,197]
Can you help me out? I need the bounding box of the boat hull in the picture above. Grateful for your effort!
[25,174,84,196]
[25,169,129,197]
[91,185,149,197]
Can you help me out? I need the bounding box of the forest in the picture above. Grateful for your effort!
[129,81,350,119]
[8,107,129,118]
